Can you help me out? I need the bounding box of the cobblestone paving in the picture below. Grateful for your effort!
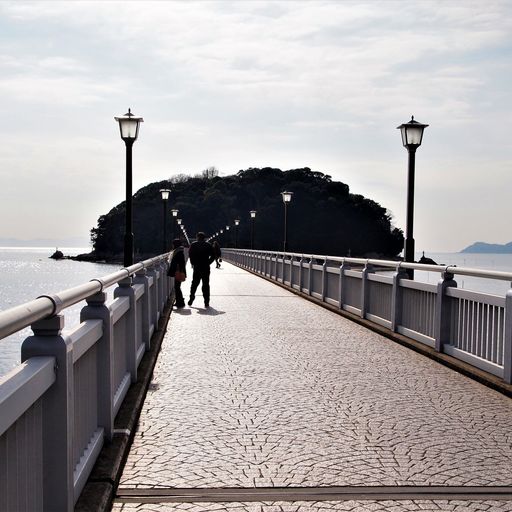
[116,262,512,510]
[112,500,512,511]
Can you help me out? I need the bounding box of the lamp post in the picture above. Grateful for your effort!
[281,191,293,252]
[115,108,143,267]
[171,209,178,243]
[397,116,428,278]
[160,189,171,254]
[226,225,230,246]
[250,210,256,250]
[234,219,240,248]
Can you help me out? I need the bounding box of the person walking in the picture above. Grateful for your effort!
[168,238,186,308]
[212,240,222,268]
[188,232,215,308]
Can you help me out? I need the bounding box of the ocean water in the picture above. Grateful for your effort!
[0,247,119,377]
[413,251,512,296]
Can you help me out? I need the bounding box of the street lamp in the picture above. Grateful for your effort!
[115,108,144,267]
[171,209,178,242]
[250,210,256,250]
[281,191,293,252]
[234,219,240,248]
[397,115,428,277]
[160,189,171,254]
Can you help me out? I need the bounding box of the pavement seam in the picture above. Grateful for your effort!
[115,485,512,503]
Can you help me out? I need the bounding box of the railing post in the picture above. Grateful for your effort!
[338,258,345,309]
[360,261,374,319]
[339,259,350,309]
[21,314,74,512]
[281,253,286,283]
[133,268,151,350]
[391,264,408,332]
[321,257,328,301]
[289,255,294,288]
[299,255,304,292]
[80,291,114,440]
[158,261,166,312]
[114,277,138,382]
[146,267,159,326]
[162,259,169,301]
[434,271,458,352]
[504,289,512,383]
[308,257,313,296]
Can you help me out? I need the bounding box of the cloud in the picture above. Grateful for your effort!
[0,0,511,250]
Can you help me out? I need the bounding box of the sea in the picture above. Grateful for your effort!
[0,247,119,378]
[1,247,512,378]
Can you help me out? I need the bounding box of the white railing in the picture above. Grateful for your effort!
[224,249,512,385]
[0,254,173,512]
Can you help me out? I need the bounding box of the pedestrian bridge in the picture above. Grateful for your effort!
[1,251,512,511]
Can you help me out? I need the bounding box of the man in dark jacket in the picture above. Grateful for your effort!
[188,232,215,307]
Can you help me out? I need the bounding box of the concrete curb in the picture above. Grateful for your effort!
[233,262,512,399]
[75,300,174,512]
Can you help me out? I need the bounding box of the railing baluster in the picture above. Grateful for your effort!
[80,291,114,441]
[434,271,457,353]
[22,315,74,512]
[114,277,138,383]
[503,290,512,383]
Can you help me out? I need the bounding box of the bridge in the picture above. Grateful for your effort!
[1,250,512,511]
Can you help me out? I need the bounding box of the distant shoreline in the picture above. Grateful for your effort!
[461,241,512,254]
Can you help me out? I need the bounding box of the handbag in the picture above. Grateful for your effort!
[174,270,186,282]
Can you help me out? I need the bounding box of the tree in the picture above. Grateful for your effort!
[90,167,404,261]
[202,166,219,180]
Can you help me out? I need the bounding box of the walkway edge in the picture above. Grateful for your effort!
[75,300,174,512]
[234,263,512,399]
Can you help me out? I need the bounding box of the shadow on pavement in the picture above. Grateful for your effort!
[196,307,226,316]
[174,307,192,315]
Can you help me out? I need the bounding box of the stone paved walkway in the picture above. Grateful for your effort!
[113,262,512,511]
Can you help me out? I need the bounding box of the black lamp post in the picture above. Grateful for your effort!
[234,219,240,248]
[115,108,143,267]
[397,116,428,278]
[250,210,256,250]
[171,209,178,243]
[160,189,171,254]
[226,225,230,246]
[281,191,293,252]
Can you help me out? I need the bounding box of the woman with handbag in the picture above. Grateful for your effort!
[168,238,187,308]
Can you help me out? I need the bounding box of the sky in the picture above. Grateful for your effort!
[0,0,511,253]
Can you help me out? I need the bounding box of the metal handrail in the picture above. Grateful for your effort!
[225,249,512,282]
[0,254,170,341]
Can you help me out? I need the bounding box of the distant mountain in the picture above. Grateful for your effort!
[0,236,90,248]
[461,241,512,253]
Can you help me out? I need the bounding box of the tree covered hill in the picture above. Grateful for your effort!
[90,167,403,261]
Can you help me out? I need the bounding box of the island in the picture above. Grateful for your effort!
[461,241,512,254]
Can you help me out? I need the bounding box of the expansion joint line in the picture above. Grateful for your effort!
[115,485,512,503]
